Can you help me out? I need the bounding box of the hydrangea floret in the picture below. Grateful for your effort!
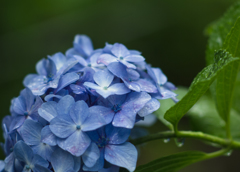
[0,34,176,172]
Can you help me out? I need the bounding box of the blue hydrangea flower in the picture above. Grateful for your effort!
[23,53,78,96]
[39,95,108,156]
[84,69,130,98]
[83,124,137,172]
[10,88,43,132]
[19,119,56,161]
[97,43,145,69]
[13,141,51,172]
[1,34,177,172]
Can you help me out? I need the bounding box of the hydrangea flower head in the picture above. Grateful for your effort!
[0,34,177,172]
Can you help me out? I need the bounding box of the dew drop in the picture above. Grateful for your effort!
[175,138,185,147]
[163,138,170,143]
[224,150,233,156]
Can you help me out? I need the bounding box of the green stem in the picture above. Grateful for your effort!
[131,130,240,149]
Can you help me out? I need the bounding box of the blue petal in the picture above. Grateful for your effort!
[108,83,130,95]
[20,88,35,112]
[13,141,33,164]
[20,119,42,145]
[33,164,52,172]
[81,109,107,132]
[13,95,26,115]
[135,114,157,127]
[74,35,94,57]
[56,95,75,116]
[41,126,58,146]
[32,143,56,161]
[136,79,158,93]
[4,153,15,172]
[113,92,151,129]
[83,150,104,171]
[58,131,91,156]
[23,74,38,88]
[29,96,43,115]
[55,72,79,93]
[107,62,128,79]
[9,116,25,132]
[152,67,167,85]
[89,106,114,125]
[69,100,89,125]
[111,43,130,58]
[93,69,114,88]
[36,58,57,77]
[82,142,100,168]
[50,148,75,172]
[50,117,75,139]
[97,54,118,66]
[32,154,49,168]
[105,125,131,145]
[74,55,88,66]
[73,156,81,172]
[48,52,67,71]
[38,101,58,122]
[138,98,160,117]
[124,54,145,62]
[104,142,137,172]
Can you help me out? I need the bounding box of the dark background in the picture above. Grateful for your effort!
[0,0,238,171]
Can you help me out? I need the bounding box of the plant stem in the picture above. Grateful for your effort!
[131,130,240,149]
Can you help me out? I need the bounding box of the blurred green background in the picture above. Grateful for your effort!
[0,0,239,171]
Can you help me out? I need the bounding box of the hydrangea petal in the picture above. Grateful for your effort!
[104,142,137,172]
[69,100,89,125]
[81,108,108,132]
[50,148,74,172]
[58,131,91,156]
[13,141,33,165]
[105,125,131,145]
[83,150,104,171]
[111,43,130,58]
[55,72,79,93]
[124,54,145,62]
[94,69,114,88]
[50,117,76,138]
[74,55,88,66]
[112,107,136,129]
[82,142,100,168]
[41,126,58,146]
[152,68,167,85]
[83,82,101,90]
[49,52,67,71]
[138,98,160,117]
[9,116,25,131]
[136,79,158,93]
[13,96,26,115]
[20,119,41,145]
[20,88,35,111]
[73,156,81,172]
[33,164,52,172]
[32,154,49,168]
[38,101,58,122]
[56,95,75,116]
[89,106,114,124]
[97,54,118,66]
[108,83,130,95]
[32,143,55,161]
[23,74,38,88]
[74,35,94,57]
[30,96,43,115]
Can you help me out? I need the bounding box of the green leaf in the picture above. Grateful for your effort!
[135,151,206,172]
[188,94,240,142]
[164,50,240,127]
[155,87,188,130]
[206,1,240,65]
